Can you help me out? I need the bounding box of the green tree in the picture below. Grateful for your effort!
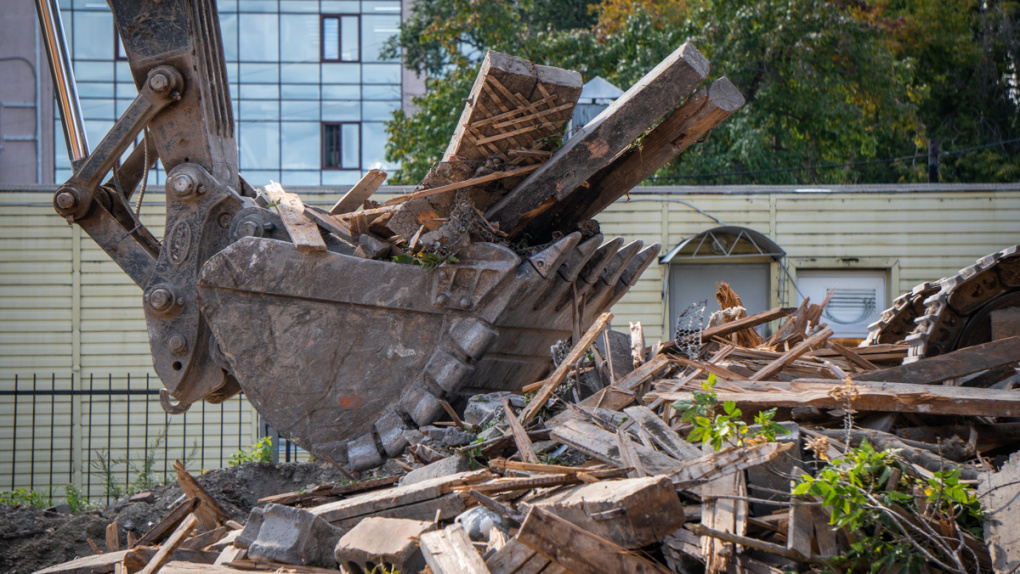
[385,0,1017,185]
[881,0,1020,182]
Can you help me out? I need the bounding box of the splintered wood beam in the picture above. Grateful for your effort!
[979,454,1020,573]
[329,169,387,214]
[532,77,745,236]
[138,514,199,574]
[623,405,703,462]
[520,312,613,423]
[854,335,1020,385]
[748,326,833,381]
[669,442,792,488]
[650,379,1020,418]
[485,42,709,235]
[383,164,542,207]
[501,395,539,463]
[546,354,672,424]
[261,182,326,252]
[550,418,681,475]
[516,506,673,574]
[174,460,226,531]
[419,525,491,574]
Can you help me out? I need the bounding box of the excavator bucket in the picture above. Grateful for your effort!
[197,235,658,469]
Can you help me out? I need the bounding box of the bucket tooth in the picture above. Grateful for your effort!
[526,232,582,278]
[532,234,604,310]
[591,244,661,317]
[552,238,623,312]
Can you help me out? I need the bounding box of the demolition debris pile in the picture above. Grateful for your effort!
[28,279,1020,574]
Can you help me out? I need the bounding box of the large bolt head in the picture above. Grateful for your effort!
[237,218,265,238]
[168,334,187,354]
[170,173,196,197]
[148,73,169,92]
[148,287,174,311]
[55,189,78,211]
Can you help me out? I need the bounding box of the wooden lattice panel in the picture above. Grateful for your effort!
[443,51,582,167]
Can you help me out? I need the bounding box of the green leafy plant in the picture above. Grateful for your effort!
[793,441,984,573]
[64,483,94,513]
[671,374,789,450]
[228,436,275,467]
[0,488,52,509]
[90,450,124,501]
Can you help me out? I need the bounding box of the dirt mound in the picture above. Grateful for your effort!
[0,461,359,574]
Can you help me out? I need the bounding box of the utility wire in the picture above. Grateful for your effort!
[650,137,1020,183]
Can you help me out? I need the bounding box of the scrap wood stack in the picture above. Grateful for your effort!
[36,280,1020,574]
[253,42,744,262]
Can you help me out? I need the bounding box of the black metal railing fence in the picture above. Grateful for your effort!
[0,373,265,507]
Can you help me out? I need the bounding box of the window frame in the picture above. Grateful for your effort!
[321,121,361,171]
[320,14,361,63]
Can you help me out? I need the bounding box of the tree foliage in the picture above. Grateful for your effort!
[384,0,1019,185]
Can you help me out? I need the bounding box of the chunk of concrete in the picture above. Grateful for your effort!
[399,454,472,487]
[246,503,344,567]
[464,392,525,426]
[334,517,435,574]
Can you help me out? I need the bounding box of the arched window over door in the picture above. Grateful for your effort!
[661,226,786,337]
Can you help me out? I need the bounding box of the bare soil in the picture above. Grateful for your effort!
[0,461,367,574]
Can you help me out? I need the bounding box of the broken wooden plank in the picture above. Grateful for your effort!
[308,469,492,524]
[261,182,326,252]
[550,418,680,475]
[329,169,386,214]
[669,442,794,488]
[686,523,825,565]
[630,322,646,369]
[700,464,746,573]
[34,547,217,574]
[174,461,226,531]
[548,353,672,428]
[180,525,230,551]
[302,207,354,244]
[461,469,629,494]
[502,395,539,463]
[106,519,120,552]
[419,525,491,574]
[135,496,199,548]
[33,550,137,574]
[529,76,745,237]
[530,476,685,548]
[257,475,399,506]
[123,547,218,570]
[651,379,1020,418]
[384,164,542,207]
[855,335,1020,385]
[486,538,557,574]
[521,312,613,423]
[749,326,833,381]
[624,405,708,462]
[978,453,1020,574]
[138,513,200,574]
[517,506,673,574]
[486,42,709,235]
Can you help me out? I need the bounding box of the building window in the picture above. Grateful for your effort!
[321,15,360,62]
[322,122,360,170]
